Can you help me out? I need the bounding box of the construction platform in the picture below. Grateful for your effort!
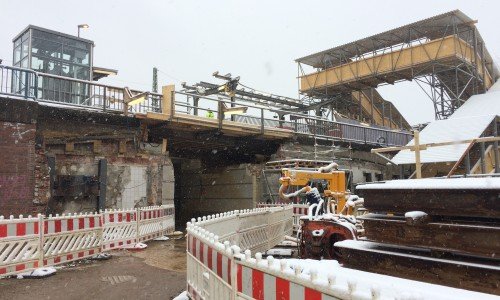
[296,10,499,120]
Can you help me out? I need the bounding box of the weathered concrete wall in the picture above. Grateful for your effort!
[175,158,261,227]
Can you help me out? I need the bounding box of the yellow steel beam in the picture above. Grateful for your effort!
[300,35,492,93]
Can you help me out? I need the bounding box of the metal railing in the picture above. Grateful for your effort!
[0,65,162,113]
[0,64,412,146]
[173,90,413,146]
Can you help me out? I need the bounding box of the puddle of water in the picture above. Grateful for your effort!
[132,238,187,272]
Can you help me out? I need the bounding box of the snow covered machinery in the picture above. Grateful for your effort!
[279,162,365,260]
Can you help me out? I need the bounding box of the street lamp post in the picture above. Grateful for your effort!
[77,24,89,37]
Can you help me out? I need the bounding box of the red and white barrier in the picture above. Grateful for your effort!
[42,213,101,267]
[0,215,41,276]
[257,203,308,231]
[101,209,138,250]
[186,207,493,300]
[0,205,174,277]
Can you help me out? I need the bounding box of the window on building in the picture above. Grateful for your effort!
[363,172,372,182]
[375,173,384,181]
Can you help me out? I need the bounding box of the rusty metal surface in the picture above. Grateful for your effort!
[357,188,500,218]
[360,213,500,259]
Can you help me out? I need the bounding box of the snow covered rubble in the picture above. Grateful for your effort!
[356,177,500,190]
[16,267,56,279]
[178,254,498,300]
[270,257,498,300]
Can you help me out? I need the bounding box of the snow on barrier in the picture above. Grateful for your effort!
[186,206,497,300]
[257,202,308,231]
[0,205,174,277]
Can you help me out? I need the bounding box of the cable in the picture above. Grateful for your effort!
[157,68,183,83]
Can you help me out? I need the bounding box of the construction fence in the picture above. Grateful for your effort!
[186,205,475,300]
[256,202,309,232]
[188,205,369,300]
[0,205,174,277]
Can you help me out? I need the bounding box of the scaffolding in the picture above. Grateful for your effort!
[296,10,498,121]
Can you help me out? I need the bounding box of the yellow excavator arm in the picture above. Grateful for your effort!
[279,165,347,213]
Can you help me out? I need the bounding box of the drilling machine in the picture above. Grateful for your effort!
[279,162,364,260]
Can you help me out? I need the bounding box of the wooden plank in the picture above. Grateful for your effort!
[359,214,500,259]
[65,142,74,153]
[169,114,293,139]
[161,85,175,117]
[337,241,500,295]
[358,188,500,218]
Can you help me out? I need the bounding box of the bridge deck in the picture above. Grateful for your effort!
[141,112,293,140]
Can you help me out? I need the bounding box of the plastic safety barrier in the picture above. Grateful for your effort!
[257,203,309,231]
[186,207,491,300]
[0,205,174,277]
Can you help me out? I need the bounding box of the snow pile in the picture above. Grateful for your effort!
[275,258,497,300]
[154,236,170,241]
[122,242,147,250]
[17,267,56,279]
[357,177,500,190]
[91,253,112,260]
[172,291,188,300]
[266,248,292,256]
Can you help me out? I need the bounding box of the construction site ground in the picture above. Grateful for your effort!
[0,238,187,300]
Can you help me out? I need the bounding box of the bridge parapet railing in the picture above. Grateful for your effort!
[0,205,174,277]
[0,65,162,114]
[172,90,412,146]
[0,64,411,147]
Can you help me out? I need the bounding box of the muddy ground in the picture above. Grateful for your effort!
[0,238,187,300]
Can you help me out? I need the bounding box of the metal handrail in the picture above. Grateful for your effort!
[173,90,412,134]
[0,64,412,146]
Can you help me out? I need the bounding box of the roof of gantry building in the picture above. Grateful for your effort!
[391,81,500,165]
[295,10,497,78]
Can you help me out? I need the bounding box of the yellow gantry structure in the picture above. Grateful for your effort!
[296,10,498,121]
[299,35,493,94]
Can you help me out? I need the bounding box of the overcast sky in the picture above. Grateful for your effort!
[1,0,498,125]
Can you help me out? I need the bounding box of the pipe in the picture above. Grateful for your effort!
[339,195,364,215]
[307,204,318,219]
[314,199,324,218]
[318,162,339,173]
[284,235,299,243]
[279,184,310,202]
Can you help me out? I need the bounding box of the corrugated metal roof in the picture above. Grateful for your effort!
[296,10,471,67]
[392,82,500,165]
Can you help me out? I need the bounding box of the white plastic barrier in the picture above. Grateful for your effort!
[257,203,309,231]
[186,207,495,300]
[0,205,174,277]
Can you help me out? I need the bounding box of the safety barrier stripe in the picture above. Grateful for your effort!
[43,249,98,266]
[0,220,39,237]
[188,235,232,285]
[0,261,39,276]
[43,216,101,234]
[187,283,204,300]
[237,264,331,300]
[0,205,174,277]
